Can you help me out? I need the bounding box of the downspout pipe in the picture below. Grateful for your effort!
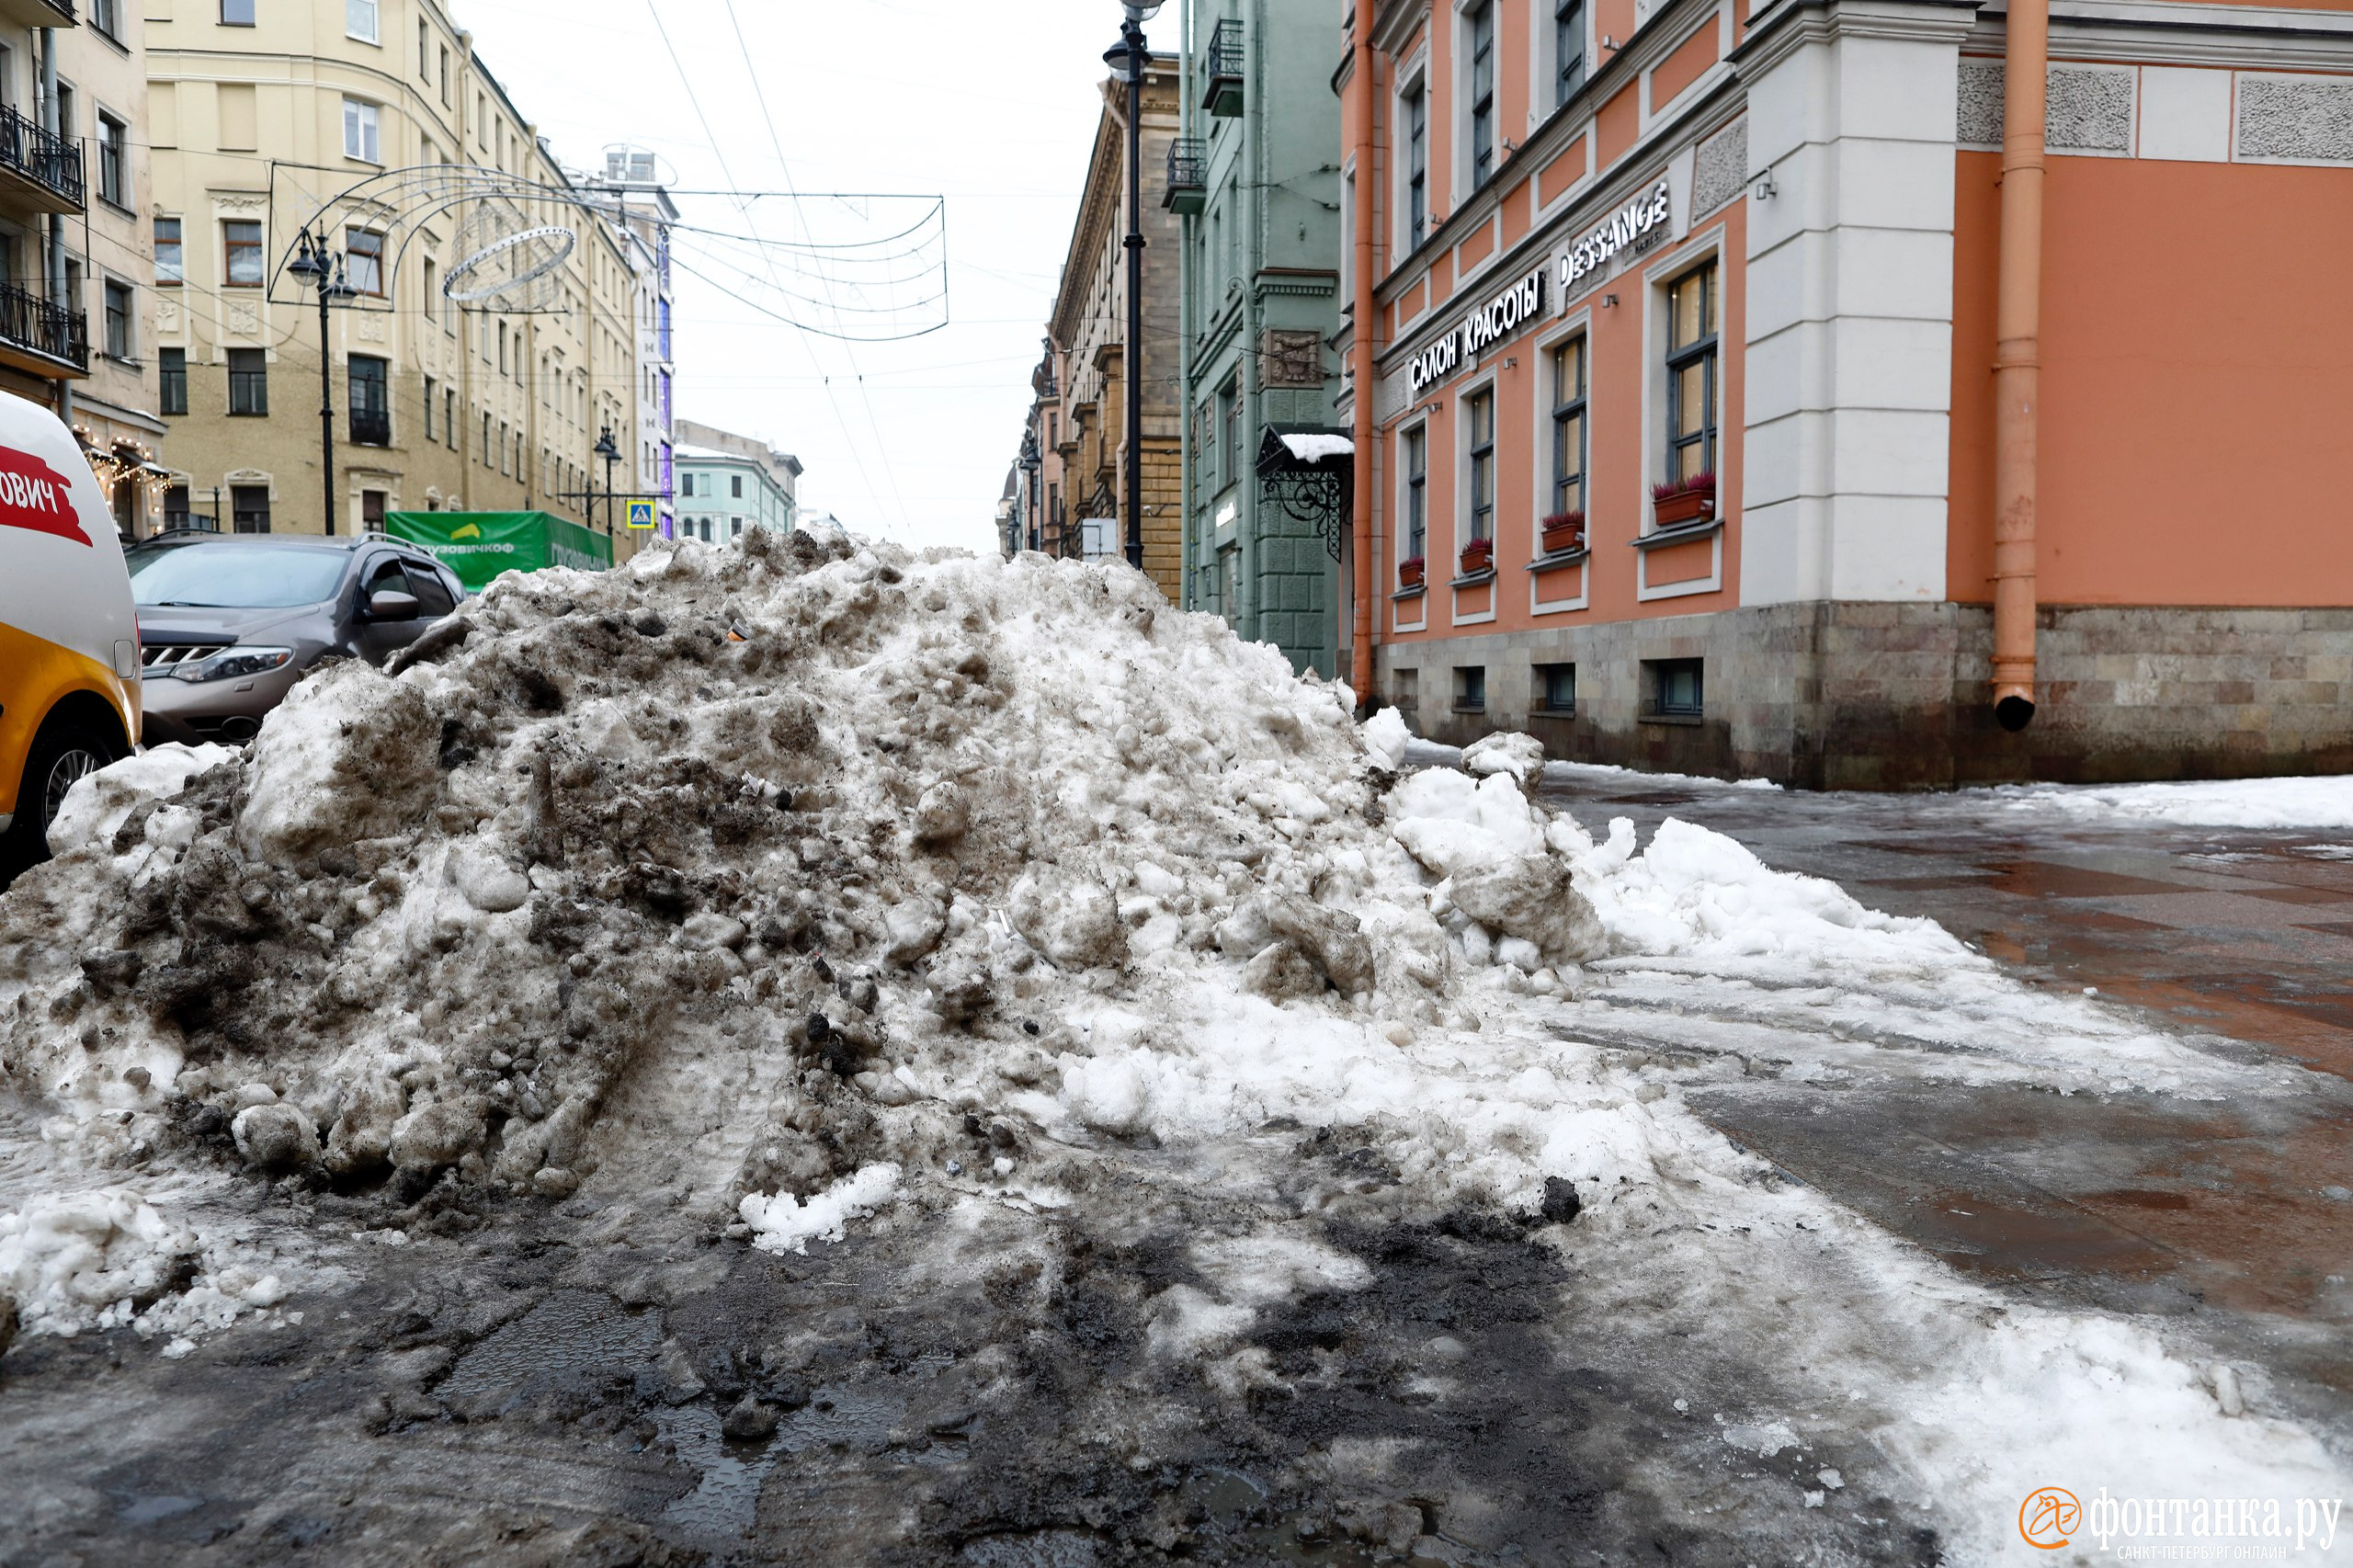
[1991,0,2046,733]
[1347,21,1377,707]
[40,28,68,427]
[1177,0,1195,610]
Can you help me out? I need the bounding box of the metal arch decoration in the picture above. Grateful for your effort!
[443,223,578,302]
[1255,426,1349,562]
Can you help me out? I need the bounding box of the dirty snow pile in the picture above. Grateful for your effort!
[0,524,2280,1259]
[0,527,2336,1551]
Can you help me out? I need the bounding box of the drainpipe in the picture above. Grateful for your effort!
[1240,0,1264,649]
[1991,0,2046,733]
[1177,0,1195,611]
[1347,18,1376,705]
[40,28,68,427]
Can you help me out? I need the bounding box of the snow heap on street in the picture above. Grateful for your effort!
[0,528,2338,1554]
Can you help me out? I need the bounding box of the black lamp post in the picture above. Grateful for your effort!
[1018,429,1042,552]
[1105,1,1164,573]
[288,226,358,536]
[594,425,620,537]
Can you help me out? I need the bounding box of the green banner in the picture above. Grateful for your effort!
[382,511,613,593]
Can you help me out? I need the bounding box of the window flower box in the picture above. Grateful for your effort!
[1458,537,1494,575]
[1540,510,1586,556]
[1651,472,1716,528]
[1399,555,1425,587]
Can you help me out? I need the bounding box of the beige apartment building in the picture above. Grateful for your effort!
[1039,56,1182,598]
[146,0,638,540]
[0,0,163,538]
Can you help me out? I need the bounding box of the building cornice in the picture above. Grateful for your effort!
[1372,0,1433,57]
[1967,0,2353,68]
[1731,0,1983,77]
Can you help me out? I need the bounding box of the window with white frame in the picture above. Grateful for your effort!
[1554,0,1587,107]
[1464,389,1495,547]
[1551,336,1587,520]
[343,97,381,163]
[97,113,128,207]
[345,228,384,296]
[1404,78,1428,250]
[1466,1,1497,188]
[1403,425,1427,569]
[1665,260,1720,484]
[347,0,380,44]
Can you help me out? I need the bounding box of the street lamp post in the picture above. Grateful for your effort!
[1106,2,1164,573]
[1018,429,1041,553]
[288,227,358,535]
[594,426,620,537]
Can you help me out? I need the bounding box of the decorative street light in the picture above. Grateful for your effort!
[593,425,620,538]
[289,225,359,536]
[1018,428,1042,552]
[1104,1,1165,572]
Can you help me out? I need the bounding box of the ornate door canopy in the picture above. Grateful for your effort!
[1254,425,1353,562]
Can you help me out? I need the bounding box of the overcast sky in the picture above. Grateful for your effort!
[456,0,1131,551]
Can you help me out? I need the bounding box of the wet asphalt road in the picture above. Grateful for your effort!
[1532,767,2353,1426]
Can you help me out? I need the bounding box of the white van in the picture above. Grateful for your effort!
[0,394,140,869]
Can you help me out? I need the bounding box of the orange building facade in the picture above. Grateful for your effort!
[1337,0,2353,787]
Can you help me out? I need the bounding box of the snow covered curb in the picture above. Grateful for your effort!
[1988,774,2353,830]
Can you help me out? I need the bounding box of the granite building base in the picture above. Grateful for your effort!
[1377,603,2353,790]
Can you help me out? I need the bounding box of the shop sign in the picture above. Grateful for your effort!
[1408,266,1547,395]
[1558,177,1672,296]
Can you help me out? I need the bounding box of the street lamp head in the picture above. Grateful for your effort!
[1103,38,1135,78]
[1123,1,1166,18]
[594,426,620,462]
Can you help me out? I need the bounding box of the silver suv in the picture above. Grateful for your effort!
[129,532,464,746]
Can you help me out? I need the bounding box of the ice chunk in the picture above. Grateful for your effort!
[1360,707,1411,771]
[739,1163,901,1255]
[45,743,236,858]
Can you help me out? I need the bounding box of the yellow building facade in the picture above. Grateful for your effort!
[146,0,637,540]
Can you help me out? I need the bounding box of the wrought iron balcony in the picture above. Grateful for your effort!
[0,281,87,376]
[1164,137,1205,214]
[348,406,392,447]
[0,102,84,214]
[0,0,76,30]
[1203,18,1243,117]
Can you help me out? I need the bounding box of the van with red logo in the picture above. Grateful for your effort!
[0,394,139,874]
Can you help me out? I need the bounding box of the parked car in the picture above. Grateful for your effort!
[0,394,140,874]
[130,532,466,746]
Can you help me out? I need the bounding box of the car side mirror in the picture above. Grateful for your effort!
[369,589,421,621]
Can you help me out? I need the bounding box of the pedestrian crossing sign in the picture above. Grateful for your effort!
[625,500,655,530]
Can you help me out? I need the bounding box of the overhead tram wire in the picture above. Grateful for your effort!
[642,0,898,533]
[723,0,915,537]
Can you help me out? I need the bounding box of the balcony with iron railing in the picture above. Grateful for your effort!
[1203,19,1243,116]
[0,281,87,378]
[348,406,392,447]
[1164,137,1205,214]
[0,0,76,31]
[0,101,84,215]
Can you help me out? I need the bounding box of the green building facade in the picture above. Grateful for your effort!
[1175,0,1346,677]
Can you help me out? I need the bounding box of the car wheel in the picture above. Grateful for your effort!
[5,713,129,869]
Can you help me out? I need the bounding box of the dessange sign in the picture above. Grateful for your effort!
[1408,266,1547,394]
[1558,177,1673,295]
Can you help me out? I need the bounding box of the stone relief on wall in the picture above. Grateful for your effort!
[1261,330,1324,388]
[1690,118,1748,219]
[1957,62,2133,153]
[2237,77,2353,163]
